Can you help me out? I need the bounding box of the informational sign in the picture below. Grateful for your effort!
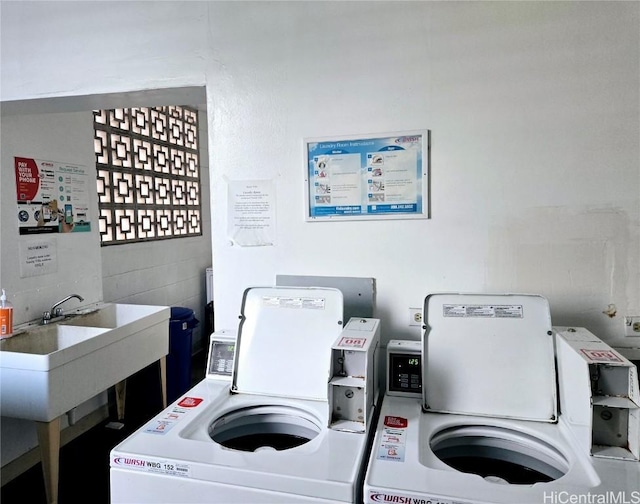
[15,157,91,235]
[304,130,429,221]
[227,179,275,247]
[19,238,58,278]
[443,304,524,318]
[376,416,408,462]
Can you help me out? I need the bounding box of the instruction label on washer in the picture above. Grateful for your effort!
[263,296,325,309]
[111,454,191,478]
[376,416,408,462]
[143,405,192,435]
[143,398,203,435]
[443,304,523,318]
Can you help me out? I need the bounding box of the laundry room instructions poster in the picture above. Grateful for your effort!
[304,130,430,221]
[15,157,91,235]
[227,179,275,247]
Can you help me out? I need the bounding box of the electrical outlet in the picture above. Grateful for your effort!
[624,315,640,337]
[409,308,422,327]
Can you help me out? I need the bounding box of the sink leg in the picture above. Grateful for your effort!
[160,356,167,408]
[115,380,127,420]
[35,417,61,504]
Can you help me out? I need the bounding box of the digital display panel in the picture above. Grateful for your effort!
[389,353,422,394]
[208,341,235,376]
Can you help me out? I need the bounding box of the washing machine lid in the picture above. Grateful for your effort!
[232,286,344,400]
[423,293,557,422]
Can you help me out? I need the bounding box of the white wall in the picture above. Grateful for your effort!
[2,1,638,337]
[0,111,104,467]
[206,1,639,341]
[1,0,639,457]
[1,1,637,332]
[101,109,212,351]
[0,112,103,327]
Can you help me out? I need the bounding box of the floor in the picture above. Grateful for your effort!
[1,351,207,504]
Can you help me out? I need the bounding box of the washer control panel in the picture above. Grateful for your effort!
[206,330,236,380]
[387,339,422,397]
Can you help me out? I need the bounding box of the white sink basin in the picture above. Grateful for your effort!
[0,303,170,422]
[0,324,110,368]
[63,303,168,330]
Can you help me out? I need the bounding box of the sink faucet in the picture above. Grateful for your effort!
[43,294,84,324]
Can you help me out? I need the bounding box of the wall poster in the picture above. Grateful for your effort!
[227,179,275,247]
[304,130,430,222]
[15,157,91,235]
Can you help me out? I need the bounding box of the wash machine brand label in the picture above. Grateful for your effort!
[377,416,408,462]
[112,455,192,478]
[368,490,467,504]
[443,304,523,318]
[580,349,624,363]
[178,396,204,408]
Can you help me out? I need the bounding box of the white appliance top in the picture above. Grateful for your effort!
[423,293,557,422]
[111,381,369,503]
[232,286,344,400]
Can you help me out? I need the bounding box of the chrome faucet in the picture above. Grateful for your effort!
[42,294,85,324]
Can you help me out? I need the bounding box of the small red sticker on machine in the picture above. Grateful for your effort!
[178,397,204,408]
[580,349,623,363]
[338,337,367,348]
[384,416,408,428]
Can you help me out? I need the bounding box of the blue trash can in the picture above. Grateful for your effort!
[167,307,199,403]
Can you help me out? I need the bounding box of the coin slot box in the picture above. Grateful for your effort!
[556,327,640,461]
[328,318,380,433]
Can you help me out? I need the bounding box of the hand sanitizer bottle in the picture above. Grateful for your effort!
[1,289,14,338]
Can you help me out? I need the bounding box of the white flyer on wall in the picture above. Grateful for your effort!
[19,238,58,278]
[227,179,276,247]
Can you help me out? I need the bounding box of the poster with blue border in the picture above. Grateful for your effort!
[304,130,429,221]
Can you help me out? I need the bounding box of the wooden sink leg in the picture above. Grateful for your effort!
[35,417,61,504]
[114,356,166,422]
[160,355,167,408]
[115,380,127,420]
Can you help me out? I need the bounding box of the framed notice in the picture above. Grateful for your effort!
[304,130,430,222]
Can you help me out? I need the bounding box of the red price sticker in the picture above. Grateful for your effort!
[338,337,366,348]
[580,349,623,363]
[177,397,204,408]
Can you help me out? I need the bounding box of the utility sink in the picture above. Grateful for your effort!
[0,302,170,422]
[63,302,167,331]
[0,324,110,368]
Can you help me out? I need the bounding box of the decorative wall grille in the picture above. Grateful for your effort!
[93,105,202,245]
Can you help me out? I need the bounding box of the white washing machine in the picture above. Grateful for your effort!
[110,286,381,503]
[364,293,640,504]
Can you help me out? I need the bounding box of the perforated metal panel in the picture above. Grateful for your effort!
[93,106,201,245]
